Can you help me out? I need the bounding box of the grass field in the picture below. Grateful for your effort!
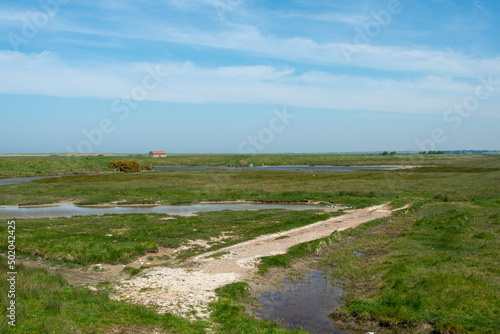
[331,203,500,333]
[258,200,500,333]
[1,159,499,208]
[0,154,499,333]
[0,256,208,334]
[0,153,497,178]
[0,255,310,334]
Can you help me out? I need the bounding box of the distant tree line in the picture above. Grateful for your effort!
[380,151,397,155]
[418,151,444,155]
[442,150,499,154]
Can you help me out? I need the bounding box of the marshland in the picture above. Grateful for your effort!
[0,153,498,333]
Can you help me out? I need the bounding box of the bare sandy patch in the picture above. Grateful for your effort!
[159,216,176,220]
[111,267,239,319]
[17,201,75,208]
[173,232,233,253]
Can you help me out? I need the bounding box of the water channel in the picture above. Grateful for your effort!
[0,203,321,219]
[156,165,403,172]
[0,176,58,186]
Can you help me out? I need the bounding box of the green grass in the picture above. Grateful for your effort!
[0,156,116,179]
[2,155,500,207]
[0,154,499,333]
[341,204,500,333]
[0,210,337,265]
[259,201,500,333]
[120,266,142,277]
[0,257,207,333]
[0,256,311,333]
[0,153,496,178]
[257,210,393,274]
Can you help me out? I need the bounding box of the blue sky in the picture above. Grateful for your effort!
[0,0,499,153]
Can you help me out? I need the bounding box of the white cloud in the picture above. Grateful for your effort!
[155,25,500,78]
[168,0,243,11]
[8,1,496,79]
[274,11,370,25]
[1,50,498,116]
[0,9,32,22]
[0,51,130,98]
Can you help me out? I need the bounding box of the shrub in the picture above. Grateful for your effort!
[109,160,142,172]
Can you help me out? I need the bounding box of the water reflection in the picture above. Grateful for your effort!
[0,203,321,219]
[157,166,402,172]
[257,268,349,334]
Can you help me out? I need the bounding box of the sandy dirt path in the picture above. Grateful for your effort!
[111,203,395,319]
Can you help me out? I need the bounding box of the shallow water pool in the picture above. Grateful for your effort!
[256,268,350,334]
[0,203,321,219]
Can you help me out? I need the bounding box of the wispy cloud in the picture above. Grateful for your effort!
[0,9,32,22]
[3,0,496,80]
[23,8,497,80]
[271,10,370,25]
[153,24,500,77]
[1,50,497,116]
[1,1,498,113]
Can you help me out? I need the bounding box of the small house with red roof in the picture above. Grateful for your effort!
[149,151,167,158]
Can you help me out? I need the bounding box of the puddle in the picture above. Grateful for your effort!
[256,268,350,334]
[157,166,403,172]
[0,203,320,219]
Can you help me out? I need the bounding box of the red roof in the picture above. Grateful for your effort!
[150,151,166,154]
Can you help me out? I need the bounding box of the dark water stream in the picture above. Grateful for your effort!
[256,268,350,334]
[0,203,320,219]
[0,176,58,186]
[157,166,403,172]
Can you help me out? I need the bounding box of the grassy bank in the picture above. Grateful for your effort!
[0,210,337,265]
[0,153,497,179]
[258,201,500,333]
[0,257,207,333]
[0,254,313,333]
[332,203,499,333]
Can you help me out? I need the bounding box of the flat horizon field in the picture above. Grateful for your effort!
[0,154,499,333]
[0,153,497,179]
